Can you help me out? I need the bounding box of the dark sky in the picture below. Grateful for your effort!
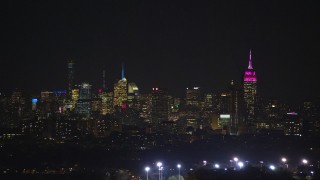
[2,0,320,103]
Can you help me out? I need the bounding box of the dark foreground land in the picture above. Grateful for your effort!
[1,133,319,179]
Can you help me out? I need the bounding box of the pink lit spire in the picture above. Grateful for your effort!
[248,49,253,69]
[244,49,257,82]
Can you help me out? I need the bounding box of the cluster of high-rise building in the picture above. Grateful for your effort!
[0,50,319,140]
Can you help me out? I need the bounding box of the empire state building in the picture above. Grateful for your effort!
[243,49,257,125]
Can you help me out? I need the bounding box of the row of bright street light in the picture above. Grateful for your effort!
[144,157,311,179]
[145,162,181,180]
[231,157,309,170]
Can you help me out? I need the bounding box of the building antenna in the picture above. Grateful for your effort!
[248,49,253,69]
[122,62,125,79]
[102,65,106,90]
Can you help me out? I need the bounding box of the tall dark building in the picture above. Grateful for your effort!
[229,80,243,133]
[302,99,320,137]
[284,112,302,136]
[243,49,257,125]
[67,59,75,99]
[150,87,168,131]
[102,67,106,91]
[218,92,231,131]
[217,81,243,134]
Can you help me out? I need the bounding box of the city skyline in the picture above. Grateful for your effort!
[2,1,320,179]
[1,50,317,106]
[3,1,320,104]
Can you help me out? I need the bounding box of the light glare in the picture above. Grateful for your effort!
[281,158,287,163]
[214,164,220,168]
[269,165,276,170]
[238,162,244,168]
[302,159,308,164]
[145,167,150,172]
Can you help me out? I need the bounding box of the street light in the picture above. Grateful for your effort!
[238,162,244,169]
[157,162,162,180]
[281,157,288,169]
[177,164,181,180]
[281,158,287,163]
[214,164,220,169]
[302,159,308,165]
[203,160,207,166]
[269,165,276,170]
[234,157,239,169]
[145,167,150,180]
[160,166,163,180]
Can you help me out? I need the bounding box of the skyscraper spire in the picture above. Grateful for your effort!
[243,49,257,124]
[122,63,125,80]
[67,59,75,99]
[102,65,106,90]
[248,49,253,69]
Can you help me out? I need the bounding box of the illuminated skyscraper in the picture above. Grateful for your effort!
[243,49,257,125]
[76,83,92,117]
[31,98,38,111]
[71,89,79,109]
[139,93,152,122]
[113,63,127,107]
[127,82,139,108]
[100,91,114,115]
[67,59,75,99]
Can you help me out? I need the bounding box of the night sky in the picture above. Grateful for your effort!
[2,1,320,104]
